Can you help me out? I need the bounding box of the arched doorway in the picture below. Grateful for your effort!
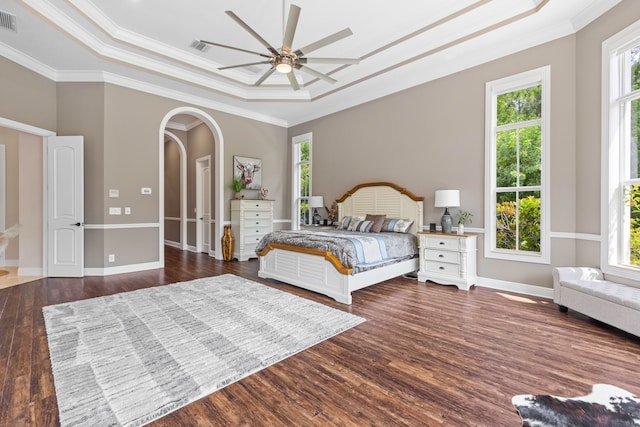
[163,130,187,250]
[158,108,224,265]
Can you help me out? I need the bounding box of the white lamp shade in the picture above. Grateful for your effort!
[434,190,460,208]
[308,196,324,208]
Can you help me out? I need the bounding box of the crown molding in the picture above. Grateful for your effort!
[571,0,623,32]
[0,42,57,80]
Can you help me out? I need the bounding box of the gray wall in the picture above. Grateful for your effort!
[289,35,578,288]
[288,1,640,289]
[1,0,639,288]
[0,65,288,270]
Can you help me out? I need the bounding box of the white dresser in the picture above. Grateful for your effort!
[231,200,274,261]
[417,232,477,290]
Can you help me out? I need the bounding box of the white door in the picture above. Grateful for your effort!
[47,136,84,277]
[196,156,211,254]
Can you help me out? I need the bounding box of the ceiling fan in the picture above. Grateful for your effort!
[198,3,359,90]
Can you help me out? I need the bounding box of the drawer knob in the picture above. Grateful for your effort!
[439,242,445,245]
[439,266,445,270]
[438,254,444,258]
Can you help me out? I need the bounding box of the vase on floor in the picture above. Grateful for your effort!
[222,225,234,261]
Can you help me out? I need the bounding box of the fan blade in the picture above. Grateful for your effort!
[294,28,353,57]
[254,67,276,86]
[297,64,337,84]
[287,71,300,91]
[282,4,301,53]
[300,57,360,65]
[219,61,272,70]
[225,10,278,55]
[199,40,271,58]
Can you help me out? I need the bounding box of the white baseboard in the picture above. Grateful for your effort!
[84,261,162,276]
[477,276,554,299]
[164,240,181,249]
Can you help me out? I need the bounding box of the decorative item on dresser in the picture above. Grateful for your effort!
[231,199,274,261]
[417,232,477,290]
[434,190,460,234]
[232,177,244,199]
[456,210,473,235]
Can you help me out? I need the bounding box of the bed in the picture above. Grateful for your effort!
[256,182,424,304]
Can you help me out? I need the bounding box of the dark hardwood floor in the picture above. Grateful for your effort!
[1,246,639,426]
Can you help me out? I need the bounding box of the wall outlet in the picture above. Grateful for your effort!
[124,207,131,215]
[108,254,115,263]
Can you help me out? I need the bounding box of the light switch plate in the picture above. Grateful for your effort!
[141,187,152,195]
[109,207,121,215]
[109,189,119,198]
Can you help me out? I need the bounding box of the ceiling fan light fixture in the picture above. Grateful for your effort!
[276,56,293,73]
[205,4,356,89]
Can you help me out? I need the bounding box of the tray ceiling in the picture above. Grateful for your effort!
[0,0,623,126]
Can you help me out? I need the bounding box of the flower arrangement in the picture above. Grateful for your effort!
[457,210,473,225]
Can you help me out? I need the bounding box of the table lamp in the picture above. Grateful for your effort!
[308,196,324,225]
[434,190,460,233]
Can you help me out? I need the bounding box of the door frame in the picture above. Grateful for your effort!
[159,108,224,263]
[0,116,55,276]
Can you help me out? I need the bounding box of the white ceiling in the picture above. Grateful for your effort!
[0,0,622,127]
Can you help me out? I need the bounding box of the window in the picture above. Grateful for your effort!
[292,133,311,229]
[603,21,640,278]
[485,66,550,264]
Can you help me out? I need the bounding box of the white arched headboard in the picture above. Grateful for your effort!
[336,182,424,235]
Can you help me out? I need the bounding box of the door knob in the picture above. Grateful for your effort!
[71,222,82,227]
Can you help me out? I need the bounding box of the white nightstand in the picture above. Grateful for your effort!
[417,232,477,290]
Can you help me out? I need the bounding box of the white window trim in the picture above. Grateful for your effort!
[291,132,312,230]
[484,66,551,264]
[601,20,640,280]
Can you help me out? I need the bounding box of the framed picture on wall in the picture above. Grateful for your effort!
[234,156,262,190]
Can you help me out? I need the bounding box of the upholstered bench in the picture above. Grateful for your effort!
[552,267,640,337]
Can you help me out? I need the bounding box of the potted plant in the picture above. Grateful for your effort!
[456,210,473,235]
[232,177,244,199]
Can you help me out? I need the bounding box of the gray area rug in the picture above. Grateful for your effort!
[43,274,365,427]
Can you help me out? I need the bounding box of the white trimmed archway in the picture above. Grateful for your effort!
[159,108,224,264]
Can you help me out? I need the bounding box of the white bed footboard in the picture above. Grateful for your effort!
[258,245,418,304]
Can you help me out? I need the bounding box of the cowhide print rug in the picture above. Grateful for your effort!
[512,384,640,426]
